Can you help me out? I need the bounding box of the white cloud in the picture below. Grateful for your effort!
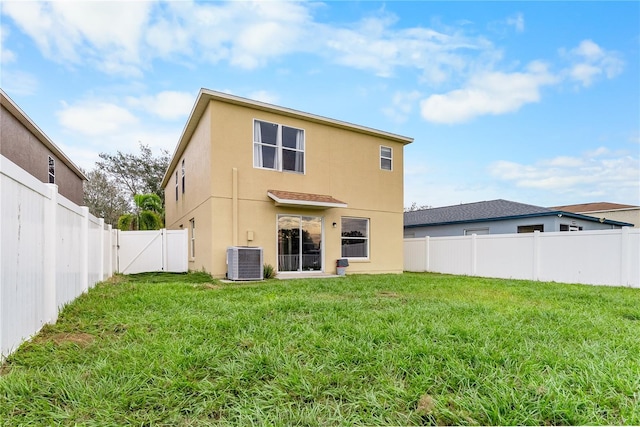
[0,70,38,95]
[57,100,138,136]
[563,39,624,87]
[126,91,196,120]
[1,25,16,64]
[420,61,557,123]
[506,13,525,33]
[2,1,152,76]
[382,90,422,123]
[489,149,640,203]
[1,0,494,84]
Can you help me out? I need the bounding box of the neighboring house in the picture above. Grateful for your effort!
[550,202,639,228]
[404,199,633,238]
[1,89,86,205]
[162,88,413,278]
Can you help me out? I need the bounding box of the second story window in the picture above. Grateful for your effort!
[175,171,178,201]
[253,120,305,173]
[380,146,392,171]
[48,156,55,184]
[181,159,185,193]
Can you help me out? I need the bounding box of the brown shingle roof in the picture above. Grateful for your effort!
[267,190,347,208]
[550,202,638,213]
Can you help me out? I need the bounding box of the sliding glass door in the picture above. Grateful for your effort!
[278,215,323,272]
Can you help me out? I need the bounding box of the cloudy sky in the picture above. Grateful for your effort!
[1,1,638,208]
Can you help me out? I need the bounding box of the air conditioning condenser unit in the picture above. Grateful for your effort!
[227,246,263,281]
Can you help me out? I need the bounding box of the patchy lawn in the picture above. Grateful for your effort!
[1,272,639,425]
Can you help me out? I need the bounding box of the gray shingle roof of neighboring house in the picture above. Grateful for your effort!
[404,199,633,228]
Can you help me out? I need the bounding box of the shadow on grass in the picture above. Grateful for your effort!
[116,271,215,284]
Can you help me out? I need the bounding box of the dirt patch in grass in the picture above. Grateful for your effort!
[40,333,95,347]
[377,291,400,298]
[195,283,222,290]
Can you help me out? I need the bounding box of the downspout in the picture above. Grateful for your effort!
[232,167,238,246]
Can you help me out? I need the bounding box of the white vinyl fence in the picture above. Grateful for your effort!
[1,155,190,359]
[116,229,188,274]
[1,155,116,359]
[405,228,640,287]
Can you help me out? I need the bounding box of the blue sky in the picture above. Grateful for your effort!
[1,1,638,208]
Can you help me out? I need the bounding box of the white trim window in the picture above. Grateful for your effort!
[380,146,392,171]
[189,218,195,259]
[181,159,185,194]
[48,156,55,184]
[175,171,179,201]
[254,119,305,173]
[341,217,369,259]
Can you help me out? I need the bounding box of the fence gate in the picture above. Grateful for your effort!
[117,229,188,274]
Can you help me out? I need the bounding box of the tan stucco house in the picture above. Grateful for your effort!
[1,89,85,205]
[162,89,413,278]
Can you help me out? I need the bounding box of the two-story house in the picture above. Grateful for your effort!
[162,89,413,278]
[1,89,86,205]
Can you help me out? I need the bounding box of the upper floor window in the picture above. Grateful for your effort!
[253,120,305,173]
[175,171,178,201]
[181,159,185,193]
[48,156,55,184]
[380,146,392,171]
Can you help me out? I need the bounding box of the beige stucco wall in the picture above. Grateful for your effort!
[1,104,84,205]
[165,97,408,277]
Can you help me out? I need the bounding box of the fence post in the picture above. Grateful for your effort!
[424,236,430,272]
[43,184,58,324]
[532,230,540,281]
[471,233,477,276]
[98,218,105,283]
[106,224,113,278]
[80,206,89,293]
[162,228,168,272]
[620,227,630,287]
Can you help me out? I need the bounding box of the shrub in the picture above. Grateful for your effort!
[263,264,276,279]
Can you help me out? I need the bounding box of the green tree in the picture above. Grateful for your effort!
[83,169,130,225]
[118,193,164,231]
[97,143,169,204]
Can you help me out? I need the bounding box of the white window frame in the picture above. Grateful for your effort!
[189,218,195,260]
[341,217,369,260]
[464,228,489,235]
[181,159,185,194]
[253,119,305,174]
[175,171,178,201]
[48,156,55,184]
[380,146,392,171]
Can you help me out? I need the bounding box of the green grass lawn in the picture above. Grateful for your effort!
[1,272,639,426]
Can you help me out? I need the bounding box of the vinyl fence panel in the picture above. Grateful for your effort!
[405,228,640,287]
[1,155,113,359]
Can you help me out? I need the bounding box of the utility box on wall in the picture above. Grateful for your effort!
[227,247,263,280]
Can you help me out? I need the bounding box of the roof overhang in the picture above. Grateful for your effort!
[1,89,87,181]
[267,190,347,209]
[161,88,414,187]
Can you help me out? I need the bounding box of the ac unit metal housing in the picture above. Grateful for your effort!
[227,246,263,281]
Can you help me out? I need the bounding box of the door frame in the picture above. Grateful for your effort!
[275,214,324,274]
